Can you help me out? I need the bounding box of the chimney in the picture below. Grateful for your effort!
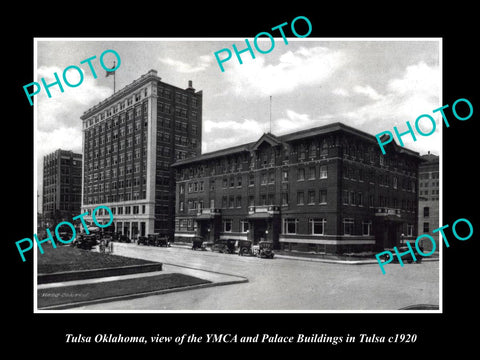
[186,80,195,92]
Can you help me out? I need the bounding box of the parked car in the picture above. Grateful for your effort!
[74,234,98,250]
[137,236,148,245]
[212,239,236,254]
[238,240,253,256]
[256,241,275,259]
[382,245,424,263]
[118,234,131,243]
[147,233,170,247]
[192,236,206,250]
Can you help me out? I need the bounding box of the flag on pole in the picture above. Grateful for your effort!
[106,61,116,93]
[106,62,116,77]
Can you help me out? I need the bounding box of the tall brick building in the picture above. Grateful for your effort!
[80,70,202,239]
[42,149,82,226]
[418,152,440,252]
[172,122,420,253]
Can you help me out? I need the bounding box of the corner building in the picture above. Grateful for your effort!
[43,149,82,226]
[172,122,420,253]
[80,70,202,239]
[418,152,439,252]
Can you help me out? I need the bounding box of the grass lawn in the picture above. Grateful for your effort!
[38,245,157,274]
[38,273,211,309]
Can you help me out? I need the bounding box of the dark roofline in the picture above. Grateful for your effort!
[80,69,202,120]
[172,121,419,167]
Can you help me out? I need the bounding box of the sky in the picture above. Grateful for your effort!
[35,38,441,209]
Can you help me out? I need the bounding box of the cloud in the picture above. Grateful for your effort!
[332,88,349,97]
[339,61,441,153]
[353,85,384,101]
[37,65,112,132]
[159,55,212,73]
[274,109,335,135]
[222,45,346,98]
[203,118,265,153]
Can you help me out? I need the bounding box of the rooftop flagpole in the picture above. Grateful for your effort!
[269,95,272,133]
[106,61,116,93]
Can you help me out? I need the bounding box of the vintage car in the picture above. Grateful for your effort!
[147,233,170,247]
[74,234,98,250]
[118,234,131,243]
[256,241,275,259]
[137,236,148,245]
[238,239,253,256]
[191,236,206,250]
[381,245,424,263]
[212,239,236,254]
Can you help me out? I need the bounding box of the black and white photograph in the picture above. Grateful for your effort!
[7,7,478,355]
[33,38,442,312]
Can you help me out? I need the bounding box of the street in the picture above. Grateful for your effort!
[72,243,440,311]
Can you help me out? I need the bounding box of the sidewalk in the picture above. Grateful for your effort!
[169,242,440,265]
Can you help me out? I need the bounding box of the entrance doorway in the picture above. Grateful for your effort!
[252,220,268,244]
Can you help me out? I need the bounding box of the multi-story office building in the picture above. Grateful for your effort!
[80,70,202,239]
[42,149,82,226]
[418,151,440,252]
[172,122,421,254]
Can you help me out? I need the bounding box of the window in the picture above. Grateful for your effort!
[310,218,326,235]
[283,218,298,234]
[249,195,255,207]
[282,169,288,182]
[357,192,363,206]
[407,224,414,237]
[362,221,372,236]
[308,190,315,204]
[320,165,328,179]
[261,173,267,185]
[223,220,232,232]
[260,194,267,206]
[281,192,289,206]
[229,196,235,208]
[268,170,275,183]
[423,222,430,233]
[343,218,354,235]
[320,141,328,156]
[297,168,305,181]
[249,173,255,186]
[343,190,349,205]
[308,166,316,180]
[268,194,274,205]
[319,190,327,204]
[241,220,250,233]
[424,206,430,218]
[236,196,242,208]
[297,191,305,205]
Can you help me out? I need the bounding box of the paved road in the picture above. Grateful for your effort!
[72,243,440,311]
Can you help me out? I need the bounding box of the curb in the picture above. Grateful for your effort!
[38,262,164,284]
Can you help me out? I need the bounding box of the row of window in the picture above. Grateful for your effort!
[84,190,146,205]
[85,99,148,129]
[419,181,439,188]
[419,172,439,180]
[157,86,199,108]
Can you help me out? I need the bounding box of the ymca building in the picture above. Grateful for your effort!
[80,70,202,239]
[172,122,421,254]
